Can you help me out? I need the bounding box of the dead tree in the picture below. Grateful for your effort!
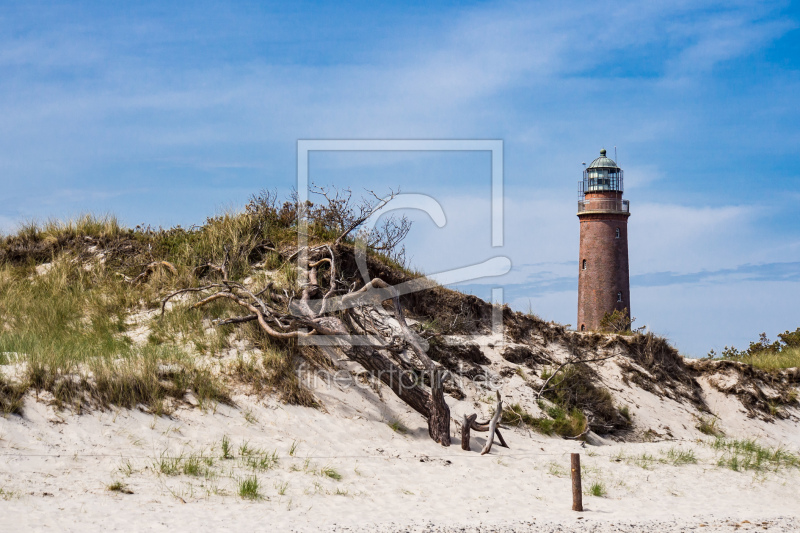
[162,188,452,445]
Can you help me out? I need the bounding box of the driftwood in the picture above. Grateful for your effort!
[460,391,509,453]
[461,414,477,451]
[481,391,504,455]
[165,191,453,446]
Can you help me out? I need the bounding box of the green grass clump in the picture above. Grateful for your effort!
[247,450,279,471]
[275,481,289,496]
[633,453,657,469]
[711,438,799,472]
[587,481,606,497]
[182,455,214,478]
[319,466,342,481]
[238,476,261,500]
[662,447,697,466]
[387,418,409,434]
[501,402,587,438]
[155,453,182,476]
[538,364,621,431]
[221,435,233,459]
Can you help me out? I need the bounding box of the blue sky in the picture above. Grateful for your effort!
[1,0,799,356]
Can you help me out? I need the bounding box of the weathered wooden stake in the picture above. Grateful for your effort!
[571,453,583,512]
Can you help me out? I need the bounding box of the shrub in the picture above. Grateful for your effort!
[714,329,800,371]
[599,308,633,333]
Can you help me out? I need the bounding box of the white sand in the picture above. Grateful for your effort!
[2,335,799,532]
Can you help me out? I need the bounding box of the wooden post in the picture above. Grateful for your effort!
[571,453,583,512]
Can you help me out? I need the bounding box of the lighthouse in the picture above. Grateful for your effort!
[577,149,631,331]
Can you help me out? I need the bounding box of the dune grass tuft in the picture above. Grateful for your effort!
[587,481,607,497]
[711,437,799,472]
[238,475,261,500]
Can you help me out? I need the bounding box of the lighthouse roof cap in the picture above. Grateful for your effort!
[587,148,619,169]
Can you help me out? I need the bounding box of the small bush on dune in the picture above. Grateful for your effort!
[711,329,800,371]
[501,402,587,438]
[539,364,625,432]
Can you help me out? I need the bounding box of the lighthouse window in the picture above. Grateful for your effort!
[615,228,620,239]
[617,292,623,302]
[582,259,587,270]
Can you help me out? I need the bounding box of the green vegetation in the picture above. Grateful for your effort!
[154,453,183,476]
[711,329,800,371]
[386,418,409,434]
[711,438,799,472]
[546,461,567,477]
[501,402,587,438]
[662,447,697,466]
[275,481,289,496]
[0,189,413,414]
[599,308,633,333]
[238,475,261,500]
[247,450,279,472]
[587,481,607,497]
[221,435,233,459]
[632,452,657,469]
[536,363,627,434]
[319,466,342,481]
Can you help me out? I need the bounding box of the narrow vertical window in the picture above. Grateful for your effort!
[582,259,587,270]
[615,227,620,239]
[580,324,586,332]
[617,292,623,302]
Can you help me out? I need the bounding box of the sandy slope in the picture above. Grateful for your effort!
[2,327,799,532]
[2,377,799,532]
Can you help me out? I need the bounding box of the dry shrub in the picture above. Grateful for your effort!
[0,378,26,415]
[230,344,318,408]
[501,345,549,366]
[617,332,706,410]
[335,243,493,335]
[427,340,489,380]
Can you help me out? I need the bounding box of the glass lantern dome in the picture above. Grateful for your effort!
[580,149,624,195]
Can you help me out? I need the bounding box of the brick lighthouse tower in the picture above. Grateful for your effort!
[577,149,631,331]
